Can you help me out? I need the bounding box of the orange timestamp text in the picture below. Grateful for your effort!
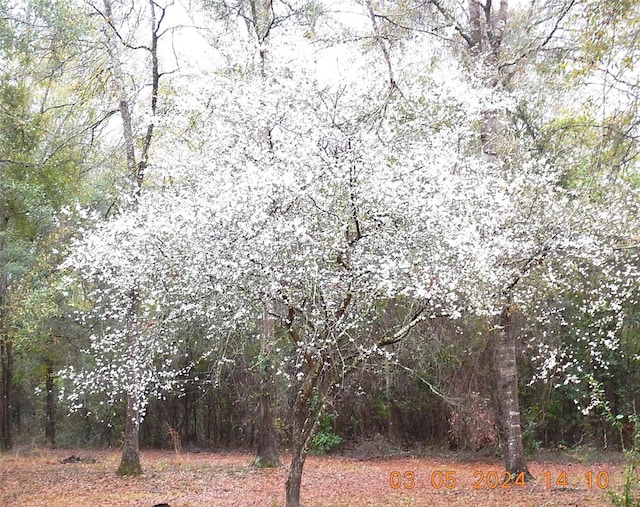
[389,469,610,490]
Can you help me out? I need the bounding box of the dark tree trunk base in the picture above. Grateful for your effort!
[253,388,281,468]
[118,393,142,476]
[116,459,143,476]
[504,468,535,483]
[253,301,281,469]
[45,358,56,448]
[494,306,531,481]
[0,332,13,450]
[252,454,282,468]
[285,451,305,507]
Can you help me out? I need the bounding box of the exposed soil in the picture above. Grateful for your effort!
[0,448,625,506]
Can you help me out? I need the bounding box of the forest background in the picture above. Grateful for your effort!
[1,0,640,505]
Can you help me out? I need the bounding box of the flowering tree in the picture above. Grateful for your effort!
[59,0,176,475]
[57,0,640,504]
[359,0,640,477]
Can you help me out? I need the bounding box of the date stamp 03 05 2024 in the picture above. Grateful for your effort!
[388,469,611,491]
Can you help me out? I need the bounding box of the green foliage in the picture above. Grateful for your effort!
[580,0,639,69]
[609,453,640,507]
[521,406,542,455]
[609,412,640,506]
[310,413,342,455]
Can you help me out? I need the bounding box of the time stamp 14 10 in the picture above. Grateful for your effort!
[389,469,611,490]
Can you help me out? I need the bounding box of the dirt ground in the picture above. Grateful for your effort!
[0,448,626,506]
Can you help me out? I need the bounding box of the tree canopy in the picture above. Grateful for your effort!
[1,0,640,505]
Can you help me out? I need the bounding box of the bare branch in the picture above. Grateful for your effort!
[377,306,427,347]
[364,0,397,89]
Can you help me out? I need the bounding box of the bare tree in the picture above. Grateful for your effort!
[97,0,165,476]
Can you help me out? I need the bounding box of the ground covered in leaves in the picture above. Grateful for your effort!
[0,448,625,506]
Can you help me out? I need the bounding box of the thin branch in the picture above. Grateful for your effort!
[377,306,427,347]
[364,0,397,89]
[394,362,463,408]
[499,0,577,72]
[426,0,474,46]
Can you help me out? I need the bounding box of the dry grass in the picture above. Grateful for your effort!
[0,448,624,506]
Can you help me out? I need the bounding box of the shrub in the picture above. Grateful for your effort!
[310,414,342,455]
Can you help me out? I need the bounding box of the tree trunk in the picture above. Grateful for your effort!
[386,358,401,444]
[44,357,56,447]
[117,393,142,476]
[0,212,11,450]
[101,0,161,475]
[463,0,532,479]
[286,399,318,507]
[254,301,281,467]
[254,386,280,466]
[100,0,142,473]
[0,334,12,450]
[0,249,11,450]
[246,0,281,466]
[284,349,325,507]
[493,307,531,478]
[118,286,143,476]
[285,442,306,507]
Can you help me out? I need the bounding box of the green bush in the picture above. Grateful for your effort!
[310,414,342,455]
[609,453,640,507]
